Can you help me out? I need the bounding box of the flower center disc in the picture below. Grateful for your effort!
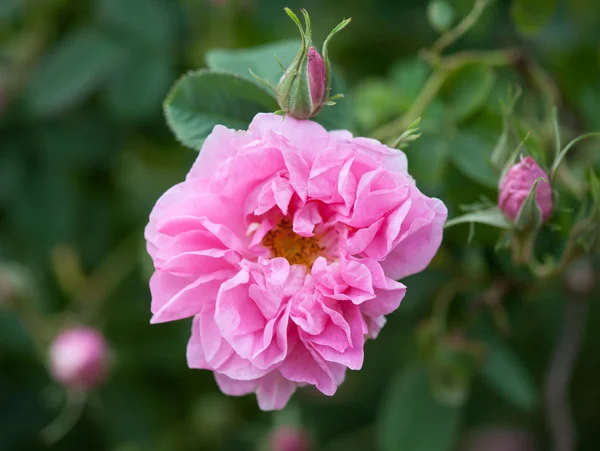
[262,219,323,267]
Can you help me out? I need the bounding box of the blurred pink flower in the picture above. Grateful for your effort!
[499,156,553,222]
[269,425,311,451]
[145,113,447,410]
[49,327,108,391]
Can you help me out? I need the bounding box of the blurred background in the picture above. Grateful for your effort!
[1,0,600,450]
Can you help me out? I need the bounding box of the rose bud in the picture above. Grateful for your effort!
[269,425,311,451]
[275,8,350,119]
[49,327,109,391]
[499,156,553,225]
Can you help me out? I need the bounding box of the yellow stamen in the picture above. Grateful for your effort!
[262,219,324,267]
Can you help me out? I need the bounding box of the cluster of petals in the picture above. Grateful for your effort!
[145,113,447,410]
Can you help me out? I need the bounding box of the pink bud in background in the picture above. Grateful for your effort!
[499,156,553,223]
[49,327,109,391]
[269,426,311,451]
[460,427,537,451]
[308,47,326,107]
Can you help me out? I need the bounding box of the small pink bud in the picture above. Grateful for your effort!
[269,426,311,451]
[499,156,553,223]
[460,427,537,451]
[49,327,109,391]
[307,47,326,108]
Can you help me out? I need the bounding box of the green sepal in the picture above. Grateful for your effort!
[514,178,546,231]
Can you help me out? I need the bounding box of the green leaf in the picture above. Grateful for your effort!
[511,0,557,36]
[514,178,545,231]
[24,28,125,116]
[448,131,499,188]
[0,0,19,21]
[94,0,176,48]
[103,51,174,121]
[389,57,432,111]
[404,134,449,196]
[163,70,278,150]
[550,132,600,179]
[427,0,455,33]
[445,207,511,229]
[378,365,464,451]
[442,64,496,123]
[353,79,400,131]
[206,39,301,90]
[480,336,537,411]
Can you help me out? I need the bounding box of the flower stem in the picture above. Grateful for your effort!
[372,70,447,143]
[544,295,587,451]
[430,0,493,56]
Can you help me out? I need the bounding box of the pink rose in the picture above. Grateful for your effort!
[49,327,109,391]
[145,113,447,410]
[499,156,553,223]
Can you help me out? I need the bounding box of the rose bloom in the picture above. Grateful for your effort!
[145,114,447,410]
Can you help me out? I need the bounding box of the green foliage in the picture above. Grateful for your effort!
[448,131,499,189]
[480,335,538,411]
[24,28,125,116]
[94,0,177,48]
[206,40,301,90]
[378,365,464,451]
[427,0,455,33]
[163,70,278,149]
[103,52,174,121]
[2,1,600,450]
[511,0,557,36]
[441,64,496,123]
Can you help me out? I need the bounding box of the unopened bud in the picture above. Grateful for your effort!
[499,156,553,225]
[275,9,350,119]
[49,327,109,391]
[269,425,311,451]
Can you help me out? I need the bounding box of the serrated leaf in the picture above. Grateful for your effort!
[378,365,464,451]
[24,28,125,116]
[163,70,278,150]
[511,0,557,36]
[445,207,511,229]
[448,131,499,188]
[481,336,537,411]
[206,39,301,89]
[442,64,496,123]
[103,51,174,121]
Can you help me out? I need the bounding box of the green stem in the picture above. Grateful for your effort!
[372,49,515,143]
[430,0,493,56]
[372,70,447,143]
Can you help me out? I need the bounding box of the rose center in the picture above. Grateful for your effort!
[261,219,324,267]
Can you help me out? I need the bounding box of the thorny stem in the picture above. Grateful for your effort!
[544,296,587,451]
